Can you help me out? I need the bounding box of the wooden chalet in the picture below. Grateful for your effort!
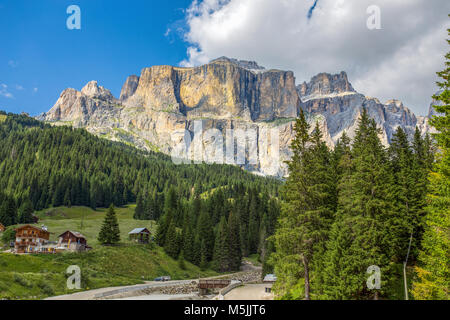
[0,223,5,232]
[128,228,151,244]
[57,230,90,252]
[15,225,50,254]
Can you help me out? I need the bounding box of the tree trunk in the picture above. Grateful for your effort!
[303,256,310,300]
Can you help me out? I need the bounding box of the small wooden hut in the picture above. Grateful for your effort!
[57,230,89,252]
[128,228,151,244]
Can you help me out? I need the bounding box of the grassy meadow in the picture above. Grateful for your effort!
[0,205,217,300]
[33,205,156,245]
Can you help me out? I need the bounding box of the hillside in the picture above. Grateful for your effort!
[0,111,281,297]
[0,205,217,300]
[0,111,280,215]
[34,205,153,246]
[0,245,217,300]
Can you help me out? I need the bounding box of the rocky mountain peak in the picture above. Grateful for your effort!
[210,56,266,72]
[120,75,140,101]
[298,71,356,100]
[385,99,404,108]
[81,81,115,101]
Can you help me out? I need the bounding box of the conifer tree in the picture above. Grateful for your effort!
[164,187,179,220]
[387,127,422,262]
[134,192,145,220]
[272,113,335,300]
[98,204,121,245]
[248,191,260,254]
[18,199,34,224]
[164,220,179,259]
[320,109,392,300]
[199,239,209,271]
[413,33,450,300]
[259,198,279,267]
[0,196,17,227]
[262,239,275,277]
[182,212,195,263]
[228,211,242,271]
[237,196,250,257]
[196,210,215,261]
[331,131,351,181]
[212,216,230,272]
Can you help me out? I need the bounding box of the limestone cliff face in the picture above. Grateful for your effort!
[38,58,433,177]
[298,71,355,98]
[126,57,299,121]
[120,75,139,101]
[298,72,429,146]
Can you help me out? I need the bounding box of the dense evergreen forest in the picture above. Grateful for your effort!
[271,107,436,300]
[269,33,449,300]
[149,184,279,272]
[0,112,281,272]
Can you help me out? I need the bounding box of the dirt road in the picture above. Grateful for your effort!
[223,284,274,300]
[46,259,263,300]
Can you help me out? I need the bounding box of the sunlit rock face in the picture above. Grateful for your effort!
[38,58,433,177]
[126,57,300,121]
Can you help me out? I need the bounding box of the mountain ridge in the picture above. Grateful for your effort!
[38,57,436,177]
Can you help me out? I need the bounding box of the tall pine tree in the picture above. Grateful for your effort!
[98,204,121,245]
[212,216,230,272]
[320,108,392,300]
[413,31,450,300]
[272,113,335,300]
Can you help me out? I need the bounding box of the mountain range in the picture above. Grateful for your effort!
[37,57,437,177]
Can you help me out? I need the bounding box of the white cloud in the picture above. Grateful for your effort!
[0,84,13,99]
[33,87,38,94]
[179,0,450,115]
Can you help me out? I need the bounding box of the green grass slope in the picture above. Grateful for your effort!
[33,205,156,245]
[0,206,217,300]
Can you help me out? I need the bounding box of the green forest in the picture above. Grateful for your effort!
[271,39,449,300]
[0,112,280,274]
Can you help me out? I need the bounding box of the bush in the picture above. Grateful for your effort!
[37,281,54,296]
[1,227,16,244]
[13,274,32,288]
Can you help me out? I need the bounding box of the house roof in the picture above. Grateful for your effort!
[58,230,86,239]
[16,224,50,234]
[128,228,150,235]
[263,274,277,282]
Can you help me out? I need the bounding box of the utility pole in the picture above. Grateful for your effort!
[403,232,413,300]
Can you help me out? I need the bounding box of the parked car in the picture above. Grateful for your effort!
[154,276,171,282]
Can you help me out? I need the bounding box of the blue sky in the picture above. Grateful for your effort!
[1,1,448,116]
[0,0,192,115]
